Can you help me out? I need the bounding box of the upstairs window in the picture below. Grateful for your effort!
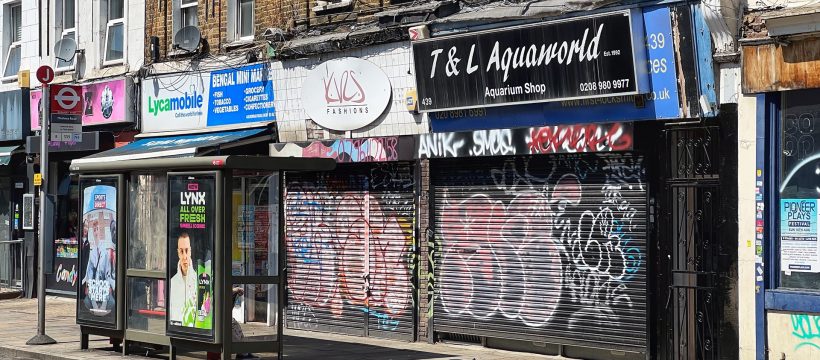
[104,0,124,64]
[56,0,76,69]
[3,2,21,79]
[180,0,198,28]
[236,0,254,40]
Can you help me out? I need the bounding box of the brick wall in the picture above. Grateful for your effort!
[144,0,289,60]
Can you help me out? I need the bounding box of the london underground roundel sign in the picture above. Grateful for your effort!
[301,57,392,131]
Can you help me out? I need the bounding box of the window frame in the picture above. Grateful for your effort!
[235,0,254,41]
[56,0,77,71]
[103,0,125,66]
[179,0,198,28]
[1,2,21,82]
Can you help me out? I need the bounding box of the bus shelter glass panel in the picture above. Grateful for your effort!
[77,175,121,328]
[127,277,166,333]
[166,172,217,341]
[231,172,281,344]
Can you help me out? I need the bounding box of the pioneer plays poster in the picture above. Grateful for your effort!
[167,173,215,338]
[77,177,118,326]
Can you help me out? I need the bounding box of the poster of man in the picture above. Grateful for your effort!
[77,179,118,325]
[167,174,215,337]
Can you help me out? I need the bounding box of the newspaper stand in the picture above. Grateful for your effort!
[70,156,336,360]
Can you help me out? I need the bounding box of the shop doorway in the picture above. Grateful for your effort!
[657,125,728,360]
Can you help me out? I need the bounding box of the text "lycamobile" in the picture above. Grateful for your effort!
[148,92,204,116]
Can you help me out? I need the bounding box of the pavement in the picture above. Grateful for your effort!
[0,297,559,360]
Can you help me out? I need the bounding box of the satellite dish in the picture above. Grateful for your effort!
[174,26,202,52]
[54,38,78,62]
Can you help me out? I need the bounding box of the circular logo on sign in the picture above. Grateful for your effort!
[301,57,392,131]
[101,85,114,119]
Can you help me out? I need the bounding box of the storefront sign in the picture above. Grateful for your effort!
[0,89,26,141]
[31,78,131,130]
[142,63,276,133]
[270,136,415,163]
[47,238,79,294]
[167,173,216,339]
[781,199,820,273]
[429,6,679,131]
[412,10,646,112]
[417,122,632,159]
[77,177,118,326]
[301,57,392,131]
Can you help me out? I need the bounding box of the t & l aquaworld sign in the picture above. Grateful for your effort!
[412,10,649,112]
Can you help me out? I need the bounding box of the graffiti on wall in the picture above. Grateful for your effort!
[417,122,633,159]
[285,163,415,334]
[271,136,414,163]
[791,313,820,351]
[433,154,646,347]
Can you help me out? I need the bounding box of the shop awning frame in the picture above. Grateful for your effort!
[70,155,336,173]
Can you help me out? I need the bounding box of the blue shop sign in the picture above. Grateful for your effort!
[207,63,276,127]
[430,6,681,132]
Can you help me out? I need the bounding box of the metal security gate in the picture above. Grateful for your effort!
[285,163,416,340]
[431,154,648,352]
[658,126,723,360]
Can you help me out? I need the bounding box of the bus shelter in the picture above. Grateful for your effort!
[69,155,336,360]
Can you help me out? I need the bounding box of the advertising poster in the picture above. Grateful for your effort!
[47,238,79,294]
[167,173,216,338]
[77,177,118,325]
[781,199,820,273]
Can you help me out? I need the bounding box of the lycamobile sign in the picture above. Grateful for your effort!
[147,91,204,116]
[141,63,276,133]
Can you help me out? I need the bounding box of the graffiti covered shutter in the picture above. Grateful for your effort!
[431,153,648,351]
[285,164,415,340]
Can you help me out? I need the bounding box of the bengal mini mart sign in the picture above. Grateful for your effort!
[412,10,649,112]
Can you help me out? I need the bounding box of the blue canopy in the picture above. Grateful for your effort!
[73,128,269,165]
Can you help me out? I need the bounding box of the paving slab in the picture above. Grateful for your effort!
[0,297,560,360]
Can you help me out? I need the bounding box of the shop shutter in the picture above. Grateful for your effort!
[285,163,415,340]
[431,153,648,351]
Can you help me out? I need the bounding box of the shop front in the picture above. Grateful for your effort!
[410,4,736,360]
[740,8,820,358]
[27,77,136,296]
[268,48,426,341]
[0,88,30,291]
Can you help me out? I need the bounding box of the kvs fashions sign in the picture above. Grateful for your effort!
[301,57,392,131]
[412,10,649,112]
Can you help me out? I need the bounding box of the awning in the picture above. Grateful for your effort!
[73,128,270,165]
[0,145,20,165]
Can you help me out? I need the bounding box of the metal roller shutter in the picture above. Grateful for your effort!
[432,153,648,351]
[285,163,415,340]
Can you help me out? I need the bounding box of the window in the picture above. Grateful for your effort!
[56,0,76,69]
[3,3,21,79]
[778,88,820,290]
[236,0,254,40]
[180,0,197,28]
[128,173,167,272]
[104,0,124,64]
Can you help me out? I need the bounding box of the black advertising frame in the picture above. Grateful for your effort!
[76,174,125,330]
[165,171,221,343]
[412,9,648,112]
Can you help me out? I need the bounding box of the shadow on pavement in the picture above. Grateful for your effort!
[123,333,461,360]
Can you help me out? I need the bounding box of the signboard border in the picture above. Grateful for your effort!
[411,9,648,113]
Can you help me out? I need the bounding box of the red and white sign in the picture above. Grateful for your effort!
[301,57,392,131]
[50,85,83,115]
[36,66,54,84]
